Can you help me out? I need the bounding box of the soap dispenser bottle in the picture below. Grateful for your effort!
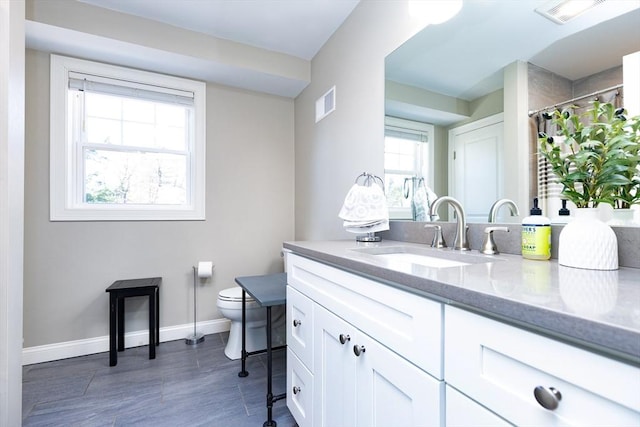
[521,198,551,260]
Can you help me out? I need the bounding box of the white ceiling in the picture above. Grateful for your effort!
[28,0,638,102]
[78,0,360,60]
[386,0,640,102]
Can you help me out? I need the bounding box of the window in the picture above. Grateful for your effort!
[50,55,206,221]
[384,117,435,220]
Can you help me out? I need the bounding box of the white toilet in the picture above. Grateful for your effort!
[217,286,286,360]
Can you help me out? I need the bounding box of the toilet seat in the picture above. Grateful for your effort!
[218,286,256,302]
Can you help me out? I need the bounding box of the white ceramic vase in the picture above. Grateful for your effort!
[558,208,618,270]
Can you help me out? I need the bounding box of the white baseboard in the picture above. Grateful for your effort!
[22,319,230,366]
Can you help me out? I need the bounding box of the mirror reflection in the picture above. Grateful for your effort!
[385,0,640,225]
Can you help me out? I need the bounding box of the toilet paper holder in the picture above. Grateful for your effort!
[185,262,213,345]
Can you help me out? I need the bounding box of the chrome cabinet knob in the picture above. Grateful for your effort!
[534,386,562,410]
[292,386,301,395]
[353,345,366,356]
[339,334,350,344]
[293,319,302,327]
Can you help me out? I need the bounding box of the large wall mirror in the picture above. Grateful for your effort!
[385,0,640,224]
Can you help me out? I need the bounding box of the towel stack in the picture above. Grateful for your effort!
[339,182,389,234]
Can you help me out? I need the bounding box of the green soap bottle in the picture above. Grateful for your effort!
[521,198,551,260]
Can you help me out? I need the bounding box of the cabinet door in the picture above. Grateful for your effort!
[445,385,512,427]
[314,305,357,427]
[355,332,443,427]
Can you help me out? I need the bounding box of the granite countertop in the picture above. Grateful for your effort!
[283,239,640,366]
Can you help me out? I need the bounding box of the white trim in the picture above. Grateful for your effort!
[22,318,230,365]
[385,116,434,133]
[50,54,206,221]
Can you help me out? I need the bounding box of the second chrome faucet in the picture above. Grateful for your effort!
[488,199,520,223]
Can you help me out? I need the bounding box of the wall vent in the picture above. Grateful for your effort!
[315,86,336,123]
[535,0,607,24]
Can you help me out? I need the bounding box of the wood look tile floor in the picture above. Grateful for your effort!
[22,332,296,427]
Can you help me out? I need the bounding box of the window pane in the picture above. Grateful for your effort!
[123,121,156,148]
[122,98,155,123]
[85,92,122,120]
[385,136,417,172]
[157,104,186,127]
[84,92,188,151]
[385,173,412,208]
[157,125,187,151]
[84,148,187,205]
[85,117,122,145]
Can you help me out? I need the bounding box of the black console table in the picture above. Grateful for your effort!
[105,277,161,367]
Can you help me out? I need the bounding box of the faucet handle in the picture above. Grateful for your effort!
[424,224,446,248]
[481,226,509,255]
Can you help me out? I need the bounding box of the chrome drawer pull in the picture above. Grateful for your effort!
[339,334,350,344]
[534,386,562,410]
[353,345,366,356]
[293,319,302,327]
[293,386,301,395]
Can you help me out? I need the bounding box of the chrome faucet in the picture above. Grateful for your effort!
[429,196,469,251]
[488,199,520,223]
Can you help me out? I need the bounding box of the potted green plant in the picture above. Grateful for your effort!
[538,101,639,209]
[537,101,639,270]
[609,112,640,210]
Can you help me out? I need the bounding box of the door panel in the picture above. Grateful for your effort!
[450,117,504,223]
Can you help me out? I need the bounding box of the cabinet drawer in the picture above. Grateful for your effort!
[287,286,314,370]
[287,348,313,427]
[445,306,640,426]
[288,253,443,378]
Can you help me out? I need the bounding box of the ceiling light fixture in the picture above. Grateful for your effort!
[408,0,463,26]
[536,0,607,24]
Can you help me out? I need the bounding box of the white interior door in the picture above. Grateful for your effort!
[449,114,504,223]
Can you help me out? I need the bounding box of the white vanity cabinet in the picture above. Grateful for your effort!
[445,305,640,426]
[286,253,444,427]
[314,304,442,427]
[285,247,640,427]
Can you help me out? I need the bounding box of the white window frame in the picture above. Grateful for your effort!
[50,54,206,221]
[384,117,435,220]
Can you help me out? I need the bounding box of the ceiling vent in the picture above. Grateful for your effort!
[535,0,607,24]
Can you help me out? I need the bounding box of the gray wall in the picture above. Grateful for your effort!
[294,1,426,240]
[24,50,295,347]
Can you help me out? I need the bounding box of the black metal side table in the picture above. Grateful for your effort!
[105,277,161,367]
[234,273,287,427]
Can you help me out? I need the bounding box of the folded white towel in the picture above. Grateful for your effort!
[339,182,389,233]
[345,219,389,234]
[339,183,389,222]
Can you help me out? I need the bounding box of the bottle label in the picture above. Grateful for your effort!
[522,225,551,257]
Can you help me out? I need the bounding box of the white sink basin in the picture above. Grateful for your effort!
[351,245,496,268]
[374,252,470,268]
